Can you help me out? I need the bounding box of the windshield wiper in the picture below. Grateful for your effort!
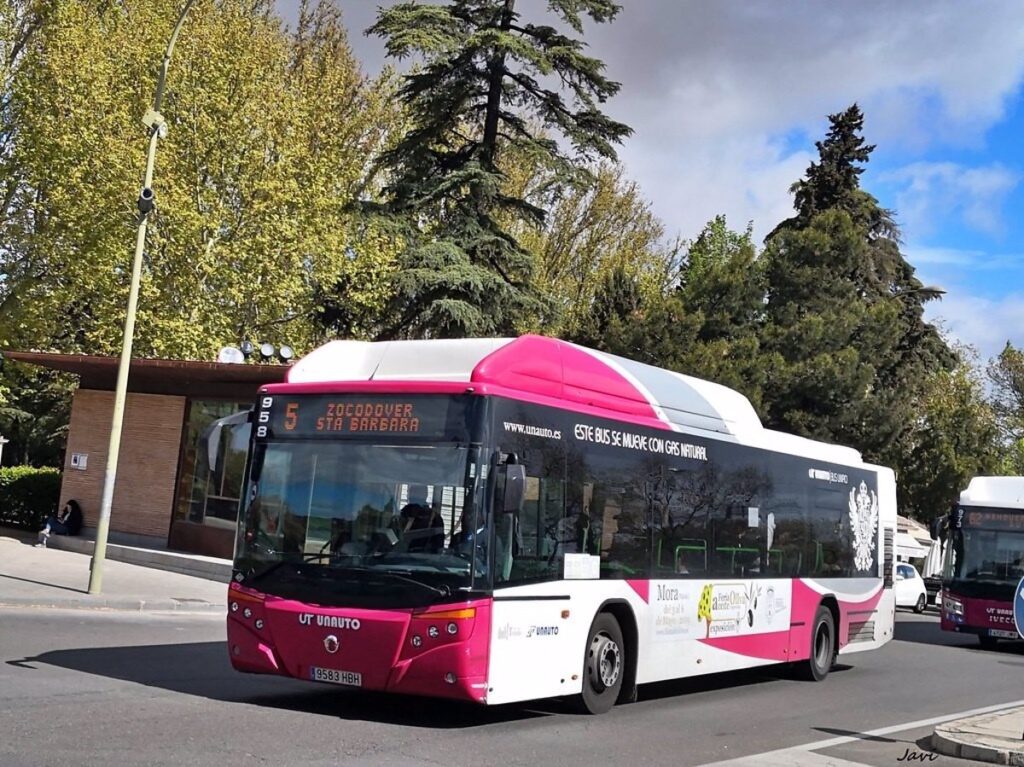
[246,552,331,582]
[245,559,451,599]
[333,566,451,598]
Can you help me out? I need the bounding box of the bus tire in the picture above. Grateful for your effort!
[579,613,625,715]
[797,605,835,682]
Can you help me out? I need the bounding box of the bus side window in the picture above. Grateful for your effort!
[496,440,566,585]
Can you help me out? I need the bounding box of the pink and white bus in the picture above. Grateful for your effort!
[226,335,896,713]
[941,476,1024,648]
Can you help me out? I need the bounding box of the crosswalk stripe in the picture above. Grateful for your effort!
[695,752,868,767]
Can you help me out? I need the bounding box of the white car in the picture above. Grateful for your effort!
[894,563,928,613]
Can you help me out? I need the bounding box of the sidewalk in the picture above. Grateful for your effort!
[0,527,229,613]
[932,706,1024,765]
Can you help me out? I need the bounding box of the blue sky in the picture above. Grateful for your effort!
[282,1,1024,365]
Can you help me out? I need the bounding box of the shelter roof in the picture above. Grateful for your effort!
[3,350,285,399]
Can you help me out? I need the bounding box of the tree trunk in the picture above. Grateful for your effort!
[480,0,515,172]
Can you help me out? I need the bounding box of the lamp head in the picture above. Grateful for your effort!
[217,346,244,364]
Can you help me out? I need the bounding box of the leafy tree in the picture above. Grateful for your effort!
[896,355,1003,522]
[987,342,1024,473]
[0,365,71,467]
[672,216,770,407]
[761,105,955,462]
[510,162,678,337]
[570,216,773,411]
[0,0,401,360]
[572,265,701,370]
[365,0,631,339]
[0,1,408,466]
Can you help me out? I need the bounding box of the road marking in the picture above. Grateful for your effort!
[695,753,866,766]
[694,699,1024,766]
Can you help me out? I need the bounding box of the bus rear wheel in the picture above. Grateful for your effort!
[797,605,835,682]
[579,613,624,714]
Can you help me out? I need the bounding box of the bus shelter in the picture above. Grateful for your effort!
[3,351,285,558]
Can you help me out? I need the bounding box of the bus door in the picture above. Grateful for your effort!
[485,442,586,705]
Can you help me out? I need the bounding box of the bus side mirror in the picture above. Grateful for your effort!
[203,409,253,473]
[501,465,526,513]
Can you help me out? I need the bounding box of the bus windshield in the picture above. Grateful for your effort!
[235,440,488,607]
[945,506,1024,585]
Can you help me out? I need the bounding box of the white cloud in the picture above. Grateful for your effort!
[620,136,811,241]
[902,246,986,268]
[883,162,1021,238]
[926,292,1024,363]
[307,1,1024,245]
[904,244,1024,271]
[579,1,1024,239]
[911,254,1024,361]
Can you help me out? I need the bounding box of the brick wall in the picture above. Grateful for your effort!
[60,389,186,540]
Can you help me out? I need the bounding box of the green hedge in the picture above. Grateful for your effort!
[0,466,62,530]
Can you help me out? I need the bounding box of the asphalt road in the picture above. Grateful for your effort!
[1,607,1021,767]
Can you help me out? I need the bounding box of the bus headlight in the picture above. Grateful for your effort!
[943,596,964,616]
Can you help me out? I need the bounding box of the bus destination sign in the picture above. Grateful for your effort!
[314,400,420,433]
[254,394,466,441]
[962,508,1024,531]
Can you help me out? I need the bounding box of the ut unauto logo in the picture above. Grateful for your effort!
[526,625,558,637]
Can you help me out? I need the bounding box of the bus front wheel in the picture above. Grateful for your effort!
[579,613,625,714]
[797,605,835,682]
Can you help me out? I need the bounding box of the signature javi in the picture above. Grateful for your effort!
[896,747,938,762]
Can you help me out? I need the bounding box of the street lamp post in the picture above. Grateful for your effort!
[0,435,8,466]
[88,0,196,594]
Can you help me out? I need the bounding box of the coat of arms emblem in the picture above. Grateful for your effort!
[848,481,879,571]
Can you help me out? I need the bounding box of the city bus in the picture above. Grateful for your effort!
[226,335,897,713]
[941,476,1024,647]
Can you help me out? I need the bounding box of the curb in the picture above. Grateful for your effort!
[42,536,232,583]
[932,724,1024,766]
[0,597,227,614]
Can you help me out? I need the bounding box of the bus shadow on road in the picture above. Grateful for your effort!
[895,617,1024,655]
[634,661,854,705]
[16,641,878,724]
[13,641,559,728]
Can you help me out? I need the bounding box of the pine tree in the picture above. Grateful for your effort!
[790,106,877,228]
[364,0,631,339]
[762,105,956,461]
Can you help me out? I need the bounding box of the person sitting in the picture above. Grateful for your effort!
[399,485,444,553]
[36,500,83,548]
